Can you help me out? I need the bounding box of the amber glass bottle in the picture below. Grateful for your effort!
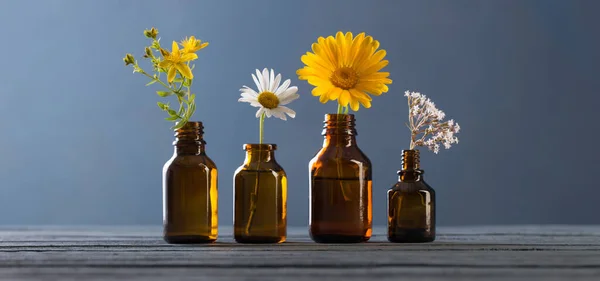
[387,149,435,243]
[309,114,372,243]
[162,121,218,244]
[234,144,287,243]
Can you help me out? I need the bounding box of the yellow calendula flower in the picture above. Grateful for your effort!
[297,31,392,111]
[180,36,209,54]
[159,41,198,83]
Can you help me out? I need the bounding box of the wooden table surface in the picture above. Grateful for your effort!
[1,225,599,280]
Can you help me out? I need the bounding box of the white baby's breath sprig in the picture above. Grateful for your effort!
[405,90,460,154]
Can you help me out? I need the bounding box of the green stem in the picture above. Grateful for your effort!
[337,103,343,114]
[139,70,173,92]
[259,112,265,144]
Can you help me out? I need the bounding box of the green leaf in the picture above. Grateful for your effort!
[165,115,179,121]
[146,80,157,86]
[189,94,195,102]
[156,91,172,97]
[173,78,184,83]
[167,109,178,116]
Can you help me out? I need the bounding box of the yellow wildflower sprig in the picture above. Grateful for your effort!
[123,27,208,129]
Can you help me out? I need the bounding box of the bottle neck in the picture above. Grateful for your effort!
[321,114,358,148]
[243,144,277,164]
[399,149,422,182]
[173,121,206,155]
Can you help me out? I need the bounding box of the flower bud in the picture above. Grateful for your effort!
[143,27,159,39]
[123,53,135,65]
[143,47,153,58]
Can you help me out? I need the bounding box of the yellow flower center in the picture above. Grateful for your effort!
[257,91,279,109]
[330,67,359,90]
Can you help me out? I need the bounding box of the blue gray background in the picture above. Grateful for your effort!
[0,0,598,226]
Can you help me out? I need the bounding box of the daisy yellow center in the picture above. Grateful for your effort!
[257,91,279,109]
[330,67,359,90]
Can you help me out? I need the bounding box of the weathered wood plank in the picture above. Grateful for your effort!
[1,226,600,280]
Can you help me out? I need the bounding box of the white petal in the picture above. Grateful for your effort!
[261,68,269,94]
[269,69,275,92]
[264,108,272,118]
[255,107,265,118]
[275,79,291,95]
[252,73,262,92]
[270,108,287,121]
[240,98,261,107]
[241,86,259,96]
[272,74,281,92]
[278,106,296,118]
[278,86,298,100]
[279,93,299,105]
[240,92,258,100]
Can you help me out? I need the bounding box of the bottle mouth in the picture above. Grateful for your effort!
[243,144,277,151]
[173,121,205,144]
[322,114,357,135]
[324,113,355,122]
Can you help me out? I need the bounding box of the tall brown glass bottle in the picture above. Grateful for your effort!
[234,144,287,243]
[163,121,218,244]
[387,149,435,243]
[309,114,372,243]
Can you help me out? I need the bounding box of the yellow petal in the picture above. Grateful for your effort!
[339,90,350,106]
[359,99,372,108]
[312,85,331,97]
[381,84,389,93]
[158,60,172,68]
[348,32,365,64]
[357,49,387,70]
[329,88,343,100]
[352,36,373,67]
[350,98,360,111]
[175,63,193,79]
[350,88,372,101]
[315,37,336,66]
[301,53,334,73]
[181,53,198,61]
[171,41,179,55]
[319,92,329,103]
[307,76,331,87]
[359,60,389,76]
[325,36,339,67]
[355,82,383,96]
[167,67,177,83]
[362,72,390,80]
[200,42,209,49]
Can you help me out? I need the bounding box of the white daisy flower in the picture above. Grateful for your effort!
[238,68,299,121]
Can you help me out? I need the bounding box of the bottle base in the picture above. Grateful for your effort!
[310,234,370,243]
[388,228,435,243]
[163,235,217,244]
[234,236,286,244]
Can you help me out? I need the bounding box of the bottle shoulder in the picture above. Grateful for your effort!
[234,161,285,175]
[310,145,371,165]
[164,154,218,170]
[390,180,435,193]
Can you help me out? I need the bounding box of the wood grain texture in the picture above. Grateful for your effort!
[1,226,600,280]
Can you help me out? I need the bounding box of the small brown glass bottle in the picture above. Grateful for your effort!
[233,144,287,243]
[309,114,372,243]
[163,121,218,244]
[387,149,435,243]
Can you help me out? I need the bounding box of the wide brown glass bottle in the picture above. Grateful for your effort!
[388,149,435,243]
[234,144,287,243]
[309,114,372,243]
[163,121,218,244]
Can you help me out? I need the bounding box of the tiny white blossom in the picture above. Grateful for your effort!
[405,90,460,154]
